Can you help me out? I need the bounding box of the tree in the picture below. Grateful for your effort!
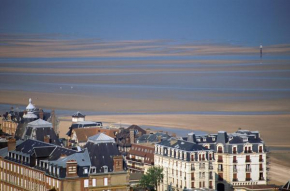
[139,166,163,191]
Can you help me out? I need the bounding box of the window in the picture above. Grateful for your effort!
[92,179,96,187]
[83,168,88,174]
[104,178,108,186]
[84,179,89,188]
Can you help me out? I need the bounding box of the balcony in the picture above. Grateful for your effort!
[246,168,252,172]
[246,178,252,181]
[259,177,265,181]
[245,150,252,153]
[259,168,263,171]
[209,166,213,170]
[232,178,238,182]
[259,159,264,162]
[191,177,195,181]
[209,176,213,180]
[218,159,223,163]
[245,159,251,163]
[233,169,237,173]
[191,167,195,171]
[233,160,237,163]
[218,168,223,172]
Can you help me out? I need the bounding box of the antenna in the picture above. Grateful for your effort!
[260,44,263,59]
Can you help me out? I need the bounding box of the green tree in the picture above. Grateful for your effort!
[139,166,163,191]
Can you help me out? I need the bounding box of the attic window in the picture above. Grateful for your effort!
[103,166,108,173]
[83,168,88,174]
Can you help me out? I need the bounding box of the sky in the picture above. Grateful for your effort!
[0,0,290,60]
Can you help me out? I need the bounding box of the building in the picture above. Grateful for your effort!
[185,130,267,191]
[0,133,129,191]
[84,133,129,191]
[1,98,58,137]
[116,125,146,153]
[23,119,61,145]
[137,132,172,144]
[126,143,154,173]
[155,138,216,191]
[70,127,119,147]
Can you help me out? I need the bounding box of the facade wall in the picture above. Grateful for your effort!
[1,120,18,135]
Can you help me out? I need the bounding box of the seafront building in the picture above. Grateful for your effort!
[155,138,215,191]
[155,130,268,191]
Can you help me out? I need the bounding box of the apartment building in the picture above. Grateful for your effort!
[155,138,216,191]
[191,130,267,191]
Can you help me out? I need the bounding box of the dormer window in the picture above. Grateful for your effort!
[83,168,88,174]
[103,166,108,173]
[212,137,216,141]
[91,166,96,174]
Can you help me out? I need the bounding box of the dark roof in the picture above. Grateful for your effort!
[85,141,125,173]
[48,147,76,160]
[137,132,171,143]
[72,111,85,117]
[158,139,209,152]
[127,125,146,135]
[15,139,52,155]
[33,146,56,158]
[24,126,61,145]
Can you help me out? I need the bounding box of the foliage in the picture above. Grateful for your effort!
[139,166,163,191]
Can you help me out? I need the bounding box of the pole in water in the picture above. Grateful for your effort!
[260,44,263,59]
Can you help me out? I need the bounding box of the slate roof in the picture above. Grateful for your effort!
[158,139,209,152]
[49,149,91,167]
[0,140,23,157]
[33,146,56,158]
[85,141,125,173]
[24,123,61,145]
[88,133,115,144]
[138,132,171,143]
[28,119,52,127]
[127,125,146,135]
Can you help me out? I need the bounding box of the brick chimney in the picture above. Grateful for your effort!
[39,108,44,119]
[8,138,16,151]
[113,156,123,172]
[44,135,50,143]
[66,160,78,177]
[129,129,135,144]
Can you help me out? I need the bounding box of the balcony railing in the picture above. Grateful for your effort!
[259,177,265,181]
[259,159,264,162]
[191,167,195,171]
[246,168,252,172]
[233,160,237,163]
[233,169,237,173]
[218,159,223,162]
[259,168,263,171]
[233,178,238,182]
[245,150,252,153]
[209,166,213,170]
[218,168,223,172]
[209,176,213,180]
[245,159,251,163]
[191,177,195,181]
[246,178,252,181]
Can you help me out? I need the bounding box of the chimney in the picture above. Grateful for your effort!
[8,138,16,151]
[39,108,44,119]
[170,138,177,146]
[157,136,162,142]
[66,160,78,177]
[113,156,123,172]
[51,110,57,135]
[187,133,196,143]
[44,135,50,143]
[146,128,151,134]
[129,129,135,144]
